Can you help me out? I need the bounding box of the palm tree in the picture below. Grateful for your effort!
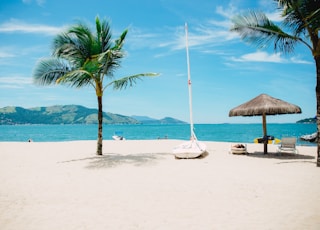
[230,0,320,166]
[33,17,158,155]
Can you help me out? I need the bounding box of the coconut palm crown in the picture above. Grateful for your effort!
[33,16,158,155]
[230,0,320,166]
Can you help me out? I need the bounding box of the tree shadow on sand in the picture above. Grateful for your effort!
[58,152,170,169]
[246,151,315,164]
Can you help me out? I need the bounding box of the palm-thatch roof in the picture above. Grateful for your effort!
[229,94,301,117]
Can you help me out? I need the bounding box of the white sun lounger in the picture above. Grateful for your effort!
[277,137,298,154]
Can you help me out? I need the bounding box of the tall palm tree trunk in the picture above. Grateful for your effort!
[97,95,103,155]
[316,56,320,166]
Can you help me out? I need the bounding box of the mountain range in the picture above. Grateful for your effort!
[0,105,186,125]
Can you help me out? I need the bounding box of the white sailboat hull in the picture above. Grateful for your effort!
[173,140,207,159]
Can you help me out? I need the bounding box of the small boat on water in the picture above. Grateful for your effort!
[300,132,317,142]
[112,131,125,141]
[254,136,281,144]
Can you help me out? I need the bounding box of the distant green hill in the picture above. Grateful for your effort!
[296,117,316,124]
[0,105,186,125]
[0,105,139,125]
[131,115,187,124]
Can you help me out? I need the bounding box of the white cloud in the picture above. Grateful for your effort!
[257,0,284,22]
[0,19,63,35]
[0,51,15,58]
[156,23,235,52]
[0,76,33,89]
[266,11,283,22]
[22,0,46,6]
[127,3,237,54]
[215,4,237,19]
[289,57,313,64]
[37,0,46,5]
[230,51,313,64]
[232,51,284,63]
[0,45,50,68]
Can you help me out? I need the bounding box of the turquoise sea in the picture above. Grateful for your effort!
[0,123,317,146]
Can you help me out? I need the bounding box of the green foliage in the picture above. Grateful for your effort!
[230,0,318,54]
[231,10,299,54]
[296,117,316,123]
[110,73,159,90]
[33,17,123,89]
[33,16,159,92]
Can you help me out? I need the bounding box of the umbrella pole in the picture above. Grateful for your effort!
[262,114,268,154]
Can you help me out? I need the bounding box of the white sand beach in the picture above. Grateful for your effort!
[0,140,319,230]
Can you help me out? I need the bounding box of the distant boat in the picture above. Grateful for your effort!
[300,132,317,142]
[173,23,207,159]
[112,131,125,141]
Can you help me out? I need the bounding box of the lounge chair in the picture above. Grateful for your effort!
[277,137,298,154]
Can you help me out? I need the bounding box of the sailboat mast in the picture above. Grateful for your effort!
[185,23,195,140]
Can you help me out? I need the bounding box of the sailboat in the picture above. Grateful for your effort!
[173,23,207,159]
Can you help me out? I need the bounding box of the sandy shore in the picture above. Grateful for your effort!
[0,140,319,230]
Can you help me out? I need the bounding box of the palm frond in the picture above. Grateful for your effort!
[307,8,320,31]
[276,0,293,8]
[231,10,300,53]
[53,22,97,66]
[33,58,70,85]
[281,1,302,32]
[106,73,159,91]
[113,29,128,50]
[53,36,84,68]
[82,58,101,74]
[96,17,102,37]
[68,23,93,47]
[34,16,158,99]
[98,49,124,76]
[93,17,126,78]
[56,70,95,88]
[96,17,113,52]
[275,0,320,36]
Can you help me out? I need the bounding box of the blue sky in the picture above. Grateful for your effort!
[0,0,315,124]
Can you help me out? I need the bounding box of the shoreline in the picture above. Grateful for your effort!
[1,123,316,146]
[1,140,319,229]
[0,138,317,145]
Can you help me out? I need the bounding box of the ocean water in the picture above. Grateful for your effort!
[0,123,317,146]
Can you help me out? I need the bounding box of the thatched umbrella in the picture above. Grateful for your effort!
[229,94,301,154]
